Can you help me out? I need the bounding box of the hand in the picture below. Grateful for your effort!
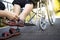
[7,13,18,20]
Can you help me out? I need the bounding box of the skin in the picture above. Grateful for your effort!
[0,10,18,20]
[13,3,34,21]
[0,3,33,21]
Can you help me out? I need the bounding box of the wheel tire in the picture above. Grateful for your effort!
[48,11,56,25]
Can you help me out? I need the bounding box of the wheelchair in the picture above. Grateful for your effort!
[26,0,56,30]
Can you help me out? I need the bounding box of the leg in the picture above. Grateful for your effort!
[4,4,34,27]
[13,4,21,16]
[18,4,33,21]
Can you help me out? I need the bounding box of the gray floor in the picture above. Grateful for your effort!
[7,18,60,40]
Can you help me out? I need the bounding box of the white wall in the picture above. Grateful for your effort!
[4,0,13,3]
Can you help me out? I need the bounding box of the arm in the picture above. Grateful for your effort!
[0,10,9,17]
[0,10,18,20]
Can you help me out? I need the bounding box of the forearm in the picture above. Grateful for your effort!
[0,10,12,17]
[0,10,7,17]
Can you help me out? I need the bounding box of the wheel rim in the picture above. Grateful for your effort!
[39,17,47,30]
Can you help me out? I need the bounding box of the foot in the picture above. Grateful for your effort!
[17,19,24,27]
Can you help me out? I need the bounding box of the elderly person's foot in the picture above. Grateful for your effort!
[17,18,24,27]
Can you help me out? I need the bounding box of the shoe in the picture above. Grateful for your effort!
[3,19,24,27]
[9,28,21,37]
[0,28,21,40]
[0,32,12,40]
[3,20,17,26]
[17,19,24,27]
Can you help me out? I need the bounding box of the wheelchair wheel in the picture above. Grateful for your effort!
[39,16,47,30]
[48,10,56,25]
[37,1,48,30]
[47,0,56,25]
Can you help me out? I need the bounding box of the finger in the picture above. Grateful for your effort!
[15,16,19,20]
[13,17,18,21]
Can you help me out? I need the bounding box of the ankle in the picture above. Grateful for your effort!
[18,17,24,21]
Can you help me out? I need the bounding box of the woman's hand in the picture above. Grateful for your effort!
[7,13,18,20]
